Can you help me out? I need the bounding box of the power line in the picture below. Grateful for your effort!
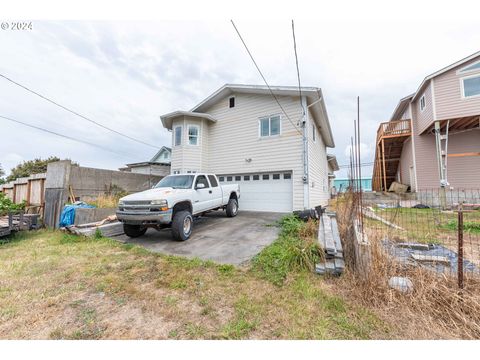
[0,73,160,149]
[230,20,303,136]
[291,20,305,116]
[0,114,137,161]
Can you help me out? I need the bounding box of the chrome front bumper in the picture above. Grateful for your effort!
[116,209,173,225]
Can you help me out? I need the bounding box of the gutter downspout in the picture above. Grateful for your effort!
[302,96,309,209]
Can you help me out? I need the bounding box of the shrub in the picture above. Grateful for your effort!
[0,193,26,216]
[253,215,323,286]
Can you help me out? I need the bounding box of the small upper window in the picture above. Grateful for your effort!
[219,176,225,182]
[312,123,316,142]
[227,176,233,182]
[235,176,241,181]
[462,75,480,98]
[262,174,269,180]
[244,175,250,181]
[174,126,182,146]
[188,125,199,146]
[284,173,291,180]
[253,175,260,181]
[259,115,281,137]
[419,95,426,111]
[272,174,280,180]
[459,61,480,74]
[229,97,235,108]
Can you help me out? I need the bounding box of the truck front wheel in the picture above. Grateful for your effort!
[123,224,147,238]
[171,210,193,241]
[226,198,238,217]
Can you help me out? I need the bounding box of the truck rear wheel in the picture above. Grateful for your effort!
[226,198,238,217]
[123,224,147,238]
[171,210,193,241]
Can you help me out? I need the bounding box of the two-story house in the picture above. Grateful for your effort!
[160,84,335,212]
[373,51,480,192]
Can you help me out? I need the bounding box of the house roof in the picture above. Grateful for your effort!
[150,146,171,162]
[160,111,217,130]
[190,84,335,147]
[123,161,170,168]
[327,154,339,171]
[391,50,480,120]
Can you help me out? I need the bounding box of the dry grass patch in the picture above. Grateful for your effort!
[0,227,388,339]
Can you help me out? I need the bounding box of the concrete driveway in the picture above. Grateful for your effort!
[114,211,284,265]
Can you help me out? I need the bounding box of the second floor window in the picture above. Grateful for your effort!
[462,75,480,98]
[419,95,426,111]
[174,126,182,146]
[259,115,281,137]
[188,125,199,146]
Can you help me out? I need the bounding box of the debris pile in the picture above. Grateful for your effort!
[63,215,124,237]
[315,212,345,276]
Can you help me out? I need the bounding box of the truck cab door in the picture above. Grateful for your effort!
[207,175,223,208]
[192,175,211,213]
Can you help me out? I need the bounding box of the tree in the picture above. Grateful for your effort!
[0,163,5,184]
[6,157,78,182]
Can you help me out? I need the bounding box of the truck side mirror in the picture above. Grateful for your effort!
[196,183,206,190]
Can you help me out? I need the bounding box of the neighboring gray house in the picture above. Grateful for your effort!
[119,146,171,177]
[373,51,480,192]
[160,84,335,212]
[327,154,339,194]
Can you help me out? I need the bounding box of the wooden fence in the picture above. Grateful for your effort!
[0,173,46,216]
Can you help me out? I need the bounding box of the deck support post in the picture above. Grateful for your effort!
[381,139,387,192]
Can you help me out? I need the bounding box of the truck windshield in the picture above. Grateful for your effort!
[155,175,194,189]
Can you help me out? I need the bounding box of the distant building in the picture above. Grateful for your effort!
[119,146,171,177]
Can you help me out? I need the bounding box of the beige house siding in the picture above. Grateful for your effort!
[445,130,480,189]
[410,101,440,190]
[200,93,305,210]
[307,107,329,207]
[416,81,435,133]
[170,116,208,173]
[397,137,413,186]
[434,57,480,121]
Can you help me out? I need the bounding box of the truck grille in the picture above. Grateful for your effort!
[123,200,151,205]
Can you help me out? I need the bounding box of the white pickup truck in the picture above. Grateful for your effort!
[116,173,240,241]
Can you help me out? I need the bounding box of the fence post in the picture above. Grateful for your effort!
[457,203,464,289]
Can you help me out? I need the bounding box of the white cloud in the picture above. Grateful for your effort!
[0,19,479,179]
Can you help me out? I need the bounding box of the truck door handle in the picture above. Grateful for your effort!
[209,190,212,194]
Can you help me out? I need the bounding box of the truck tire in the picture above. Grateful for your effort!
[226,198,238,217]
[171,210,193,241]
[123,224,147,238]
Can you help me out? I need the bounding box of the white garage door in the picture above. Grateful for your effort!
[218,172,293,212]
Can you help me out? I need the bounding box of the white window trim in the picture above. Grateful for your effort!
[258,114,282,138]
[456,59,480,75]
[460,74,480,99]
[173,126,183,147]
[187,124,200,146]
[419,95,426,112]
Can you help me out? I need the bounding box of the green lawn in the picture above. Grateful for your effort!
[0,219,390,339]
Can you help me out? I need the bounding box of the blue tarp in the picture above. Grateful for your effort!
[59,202,95,227]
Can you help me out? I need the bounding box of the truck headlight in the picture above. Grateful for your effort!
[118,200,125,206]
[151,199,168,207]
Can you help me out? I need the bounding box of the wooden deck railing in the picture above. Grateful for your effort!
[376,119,411,141]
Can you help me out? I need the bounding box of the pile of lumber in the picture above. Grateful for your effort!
[0,213,40,237]
[63,215,124,237]
[315,212,345,276]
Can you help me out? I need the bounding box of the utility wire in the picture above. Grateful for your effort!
[0,73,160,149]
[0,114,137,161]
[291,20,305,116]
[230,20,302,136]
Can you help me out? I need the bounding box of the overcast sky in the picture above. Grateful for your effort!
[1,19,479,178]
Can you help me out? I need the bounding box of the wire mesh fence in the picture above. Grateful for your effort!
[336,188,480,288]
